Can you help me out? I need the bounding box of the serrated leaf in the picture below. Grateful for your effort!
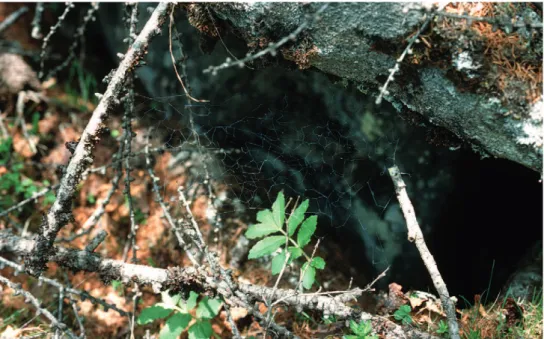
[310,256,326,270]
[188,320,213,339]
[272,192,285,228]
[245,210,281,239]
[287,247,303,262]
[196,297,222,319]
[297,215,317,248]
[137,305,172,325]
[161,291,182,307]
[159,313,191,339]
[301,263,316,289]
[288,199,309,236]
[271,250,287,275]
[248,235,285,259]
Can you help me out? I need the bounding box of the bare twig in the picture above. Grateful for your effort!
[45,3,100,80]
[145,134,199,266]
[121,2,139,264]
[388,165,460,339]
[0,6,28,35]
[375,10,434,105]
[39,3,74,79]
[0,184,58,218]
[31,3,44,39]
[0,256,129,317]
[25,2,174,278]
[203,4,328,75]
[169,4,207,103]
[0,274,77,339]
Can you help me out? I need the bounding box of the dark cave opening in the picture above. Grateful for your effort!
[431,154,542,302]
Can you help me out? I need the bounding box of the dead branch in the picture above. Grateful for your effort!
[388,165,460,339]
[24,2,174,278]
[0,6,28,35]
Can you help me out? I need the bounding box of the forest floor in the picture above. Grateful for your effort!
[0,3,542,339]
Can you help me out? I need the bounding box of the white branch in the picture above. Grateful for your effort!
[25,2,174,277]
[388,165,460,339]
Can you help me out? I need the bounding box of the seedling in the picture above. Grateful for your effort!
[245,192,325,290]
[137,290,222,339]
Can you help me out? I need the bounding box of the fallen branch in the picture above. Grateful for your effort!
[388,165,460,339]
[1,230,440,338]
[0,6,28,35]
[25,2,174,277]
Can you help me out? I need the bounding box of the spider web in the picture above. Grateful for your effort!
[130,66,406,274]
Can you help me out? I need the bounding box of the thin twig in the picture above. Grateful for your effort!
[31,3,44,39]
[0,184,58,218]
[0,274,77,339]
[25,2,174,278]
[39,3,74,79]
[169,4,207,103]
[45,3,100,80]
[388,165,460,339]
[203,4,328,75]
[0,6,29,35]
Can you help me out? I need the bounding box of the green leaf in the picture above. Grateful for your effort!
[301,263,316,290]
[245,210,281,239]
[137,305,172,325]
[271,250,287,275]
[310,256,326,270]
[297,216,317,248]
[188,320,213,339]
[161,291,182,308]
[196,297,222,319]
[248,235,285,259]
[159,313,191,339]
[393,305,412,325]
[186,291,199,311]
[271,191,285,228]
[288,199,309,236]
[349,319,360,335]
[287,247,303,262]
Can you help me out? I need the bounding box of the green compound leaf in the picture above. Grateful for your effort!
[271,250,287,275]
[196,297,223,319]
[161,291,181,308]
[310,256,326,270]
[137,305,172,325]
[271,191,285,229]
[297,215,317,248]
[178,291,199,313]
[248,235,285,259]
[287,247,303,262]
[288,199,309,236]
[159,313,191,339]
[188,320,213,339]
[301,263,316,290]
[394,305,412,325]
[245,210,281,239]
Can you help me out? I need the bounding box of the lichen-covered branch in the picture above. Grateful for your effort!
[25,2,174,277]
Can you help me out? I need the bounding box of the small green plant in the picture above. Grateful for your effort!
[87,193,96,205]
[344,319,378,339]
[465,329,482,339]
[393,305,413,325]
[31,112,41,135]
[245,192,324,290]
[137,290,222,339]
[64,60,98,109]
[436,320,449,335]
